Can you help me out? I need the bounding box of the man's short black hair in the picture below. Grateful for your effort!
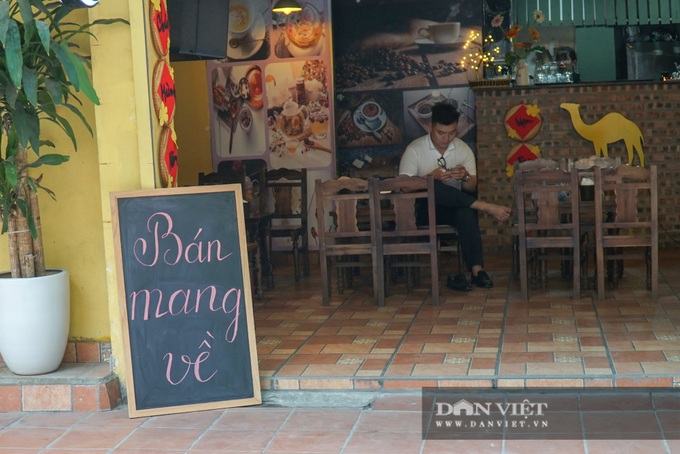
[431,102,461,126]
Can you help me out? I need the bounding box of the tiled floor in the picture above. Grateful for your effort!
[0,392,678,453]
[256,249,680,391]
[1,248,679,453]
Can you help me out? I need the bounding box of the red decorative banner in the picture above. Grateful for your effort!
[153,59,176,126]
[504,103,542,141]
[150,0,170,57]
[159,125,179,187]
[506,142,541,177]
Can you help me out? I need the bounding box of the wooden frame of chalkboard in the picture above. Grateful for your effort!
[110,185,261,418]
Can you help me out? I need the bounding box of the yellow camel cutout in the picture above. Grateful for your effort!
[560,103,645,167]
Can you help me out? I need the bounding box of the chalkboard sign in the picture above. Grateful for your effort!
[111,185,261,418]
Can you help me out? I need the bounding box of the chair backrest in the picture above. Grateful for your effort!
[370,175,439,304]
[314,177,374,251]
[514,162,580,235]
[370,175,437,243]
[265,168,308,227]
[594,164,658,229]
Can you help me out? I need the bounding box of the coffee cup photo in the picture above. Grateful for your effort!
[229,0,254,39]
[359,101,382,129]
[418,22,461,44]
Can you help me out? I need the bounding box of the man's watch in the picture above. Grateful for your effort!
[462,172,470,183]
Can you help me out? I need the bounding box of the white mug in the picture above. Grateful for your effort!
[418,22,461,44]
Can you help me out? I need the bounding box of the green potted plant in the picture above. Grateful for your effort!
[0,0,124,375]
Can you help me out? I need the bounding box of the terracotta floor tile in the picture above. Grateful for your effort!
[422,439,503,454]
[383,364,415,376]
[582,411,662,437]
[116,428,206,451]
[48,427,135,450]
[526,362,585,375]
[281,408,361,431]
[14,412,87,428]
[212,409,292,430]
[501,352,553,363]
[276,364,309,376]
[0,428,64,449]
[422,342,475,353]
[189,429,275,452]
[354,411,423,433]
[370,395,424,412]
[642,361,680,374]
[585,439,669,454]
[286,354,341,365]
[301,364,360,376]
[342,430,424,454]
[78,410,147,428]
[412,363,470,376]
[265,429,350,453]
[504,440,586,454]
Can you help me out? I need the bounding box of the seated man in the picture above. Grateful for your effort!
[399,102,511,289]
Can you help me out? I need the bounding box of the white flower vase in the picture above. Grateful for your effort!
[515,59,530,86]
[0,270,70,375]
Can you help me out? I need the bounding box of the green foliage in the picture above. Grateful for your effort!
[0,0,127,238]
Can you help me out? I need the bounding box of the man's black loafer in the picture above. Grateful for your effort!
[447,273,472,292]
[471,271,493,288]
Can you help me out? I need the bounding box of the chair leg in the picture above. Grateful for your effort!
[337,262,345,294]
[320,253,331,306]
[292,232,300,282]
[646,247,652,291]
[384,257,392,297]
[512,235,519,279]
[302,234,310,276]
[250,244,263,300]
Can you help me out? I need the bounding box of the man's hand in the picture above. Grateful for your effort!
[449,165,468,182]
[432,167,454,181]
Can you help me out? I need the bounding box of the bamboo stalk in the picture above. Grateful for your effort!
[7,215,21,278]
[14,145,36,278]
[15,203,35,278]
[29,190,46,277]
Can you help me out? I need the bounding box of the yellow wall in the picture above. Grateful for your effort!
[89,0,158,378]
[173,62,214,187]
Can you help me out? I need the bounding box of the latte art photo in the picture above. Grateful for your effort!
[229,4,250,33]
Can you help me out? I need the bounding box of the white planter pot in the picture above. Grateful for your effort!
[0,269,70,375]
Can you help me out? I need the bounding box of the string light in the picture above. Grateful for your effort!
[459,30,501,79]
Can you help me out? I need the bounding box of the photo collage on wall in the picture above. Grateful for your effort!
[206,0,333,173]
[205,0,334,251]
[331,0,483,177]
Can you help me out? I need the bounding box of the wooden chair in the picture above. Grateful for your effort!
[264,168,309,286]
[315,177,380,306]
[514,162,584,299]
[371,175,439,306]
[198,166,264,298]
[511,159,562,279]
[594,164,658,300]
